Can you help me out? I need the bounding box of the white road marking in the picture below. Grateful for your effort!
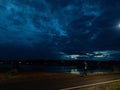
[60,79,120,90]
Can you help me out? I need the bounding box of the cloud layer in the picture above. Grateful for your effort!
[0,0,120,60]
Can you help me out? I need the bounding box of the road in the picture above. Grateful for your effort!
[0,73,120,90]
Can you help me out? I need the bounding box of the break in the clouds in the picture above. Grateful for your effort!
[0,0,120,60]
[61,50,120,60]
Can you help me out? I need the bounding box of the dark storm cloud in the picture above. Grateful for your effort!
[61,0,120,52]
[0,0,65,60]
[0,0,120,60]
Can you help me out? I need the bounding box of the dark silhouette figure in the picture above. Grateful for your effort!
[81,61,88,76]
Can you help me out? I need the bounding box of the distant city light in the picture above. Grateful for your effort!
[19,61,22,64]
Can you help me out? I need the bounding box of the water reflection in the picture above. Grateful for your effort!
[0,64,112,74]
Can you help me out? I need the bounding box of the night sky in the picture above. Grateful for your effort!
[0,0,120,60]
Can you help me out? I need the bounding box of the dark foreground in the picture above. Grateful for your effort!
[0,73,120,90]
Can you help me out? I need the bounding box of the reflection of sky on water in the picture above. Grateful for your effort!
[0,65,112,74]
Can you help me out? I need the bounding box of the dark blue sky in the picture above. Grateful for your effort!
[0,0,120,60]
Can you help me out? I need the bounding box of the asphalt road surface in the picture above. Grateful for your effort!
[0,73,120,90]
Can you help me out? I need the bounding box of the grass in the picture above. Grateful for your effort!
[0,71,120,90]
[0,71,81,83]
[111,81,120,90]
[81,81,120,90]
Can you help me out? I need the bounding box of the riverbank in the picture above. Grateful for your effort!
[0,72,120,90]
[0,72,80,83]
[0,71,120,83]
